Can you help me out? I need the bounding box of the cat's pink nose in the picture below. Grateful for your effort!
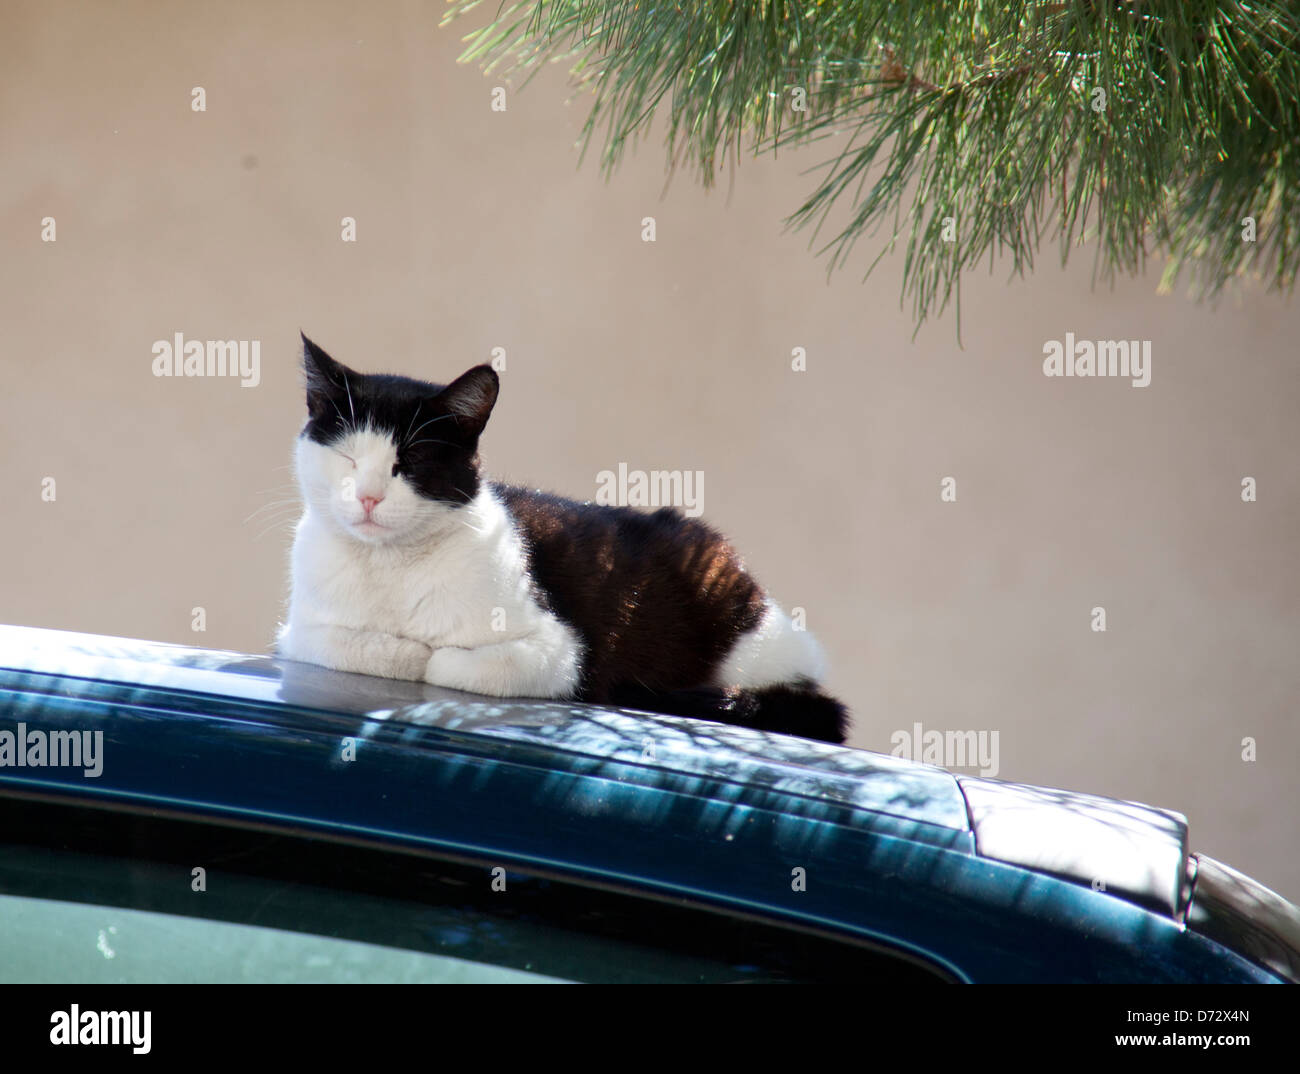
[360,495,382,516]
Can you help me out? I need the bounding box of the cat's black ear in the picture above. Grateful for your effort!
[439,365,499,440]
[300,332,351,419]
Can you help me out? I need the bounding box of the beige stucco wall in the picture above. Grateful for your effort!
[3,1,1297,902]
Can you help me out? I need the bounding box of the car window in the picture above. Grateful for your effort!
[0,892,564,984]
[0,795,950,984]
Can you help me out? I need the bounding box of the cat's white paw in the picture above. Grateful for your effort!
[280,625,431,681]
[384,636,435,681]
[424,646,481,694]
[425,637,580,698]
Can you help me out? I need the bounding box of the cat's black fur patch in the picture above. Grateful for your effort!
[495,486,767,700]
[297,334,850,745]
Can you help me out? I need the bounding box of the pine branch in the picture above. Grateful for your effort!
[443,1,1300,329]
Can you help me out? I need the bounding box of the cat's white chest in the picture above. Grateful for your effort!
[292,516,469,645]
[286,488,565,653]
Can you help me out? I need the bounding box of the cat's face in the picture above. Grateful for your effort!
[294,333,499,546]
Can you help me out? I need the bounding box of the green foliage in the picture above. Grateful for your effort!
[444,1,1300,329]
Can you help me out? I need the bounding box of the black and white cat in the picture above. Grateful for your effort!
[277,334,849,744]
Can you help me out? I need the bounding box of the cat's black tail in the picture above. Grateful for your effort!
[605,680,849,745]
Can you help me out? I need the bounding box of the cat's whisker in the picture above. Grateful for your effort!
[243,501,302,523]
[247,487,302,503]
[253,518,299,541]
[403,401,424,446]
[404,413,455,446]
[250,502,304,537]
[326,393,350,432]
[245,515,302,535]
[342,371,358,432]
[455,513,490,535]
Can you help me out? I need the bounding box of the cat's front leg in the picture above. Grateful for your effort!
[280,624,433,681]
[425,635,581,699]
